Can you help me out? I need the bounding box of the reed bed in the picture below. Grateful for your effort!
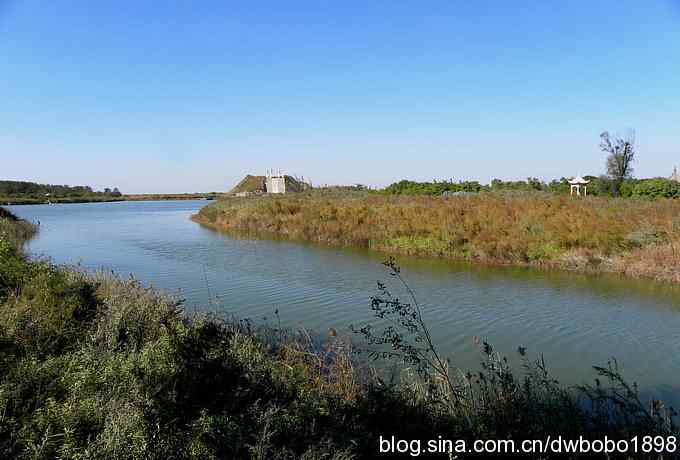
[195,194,680,283]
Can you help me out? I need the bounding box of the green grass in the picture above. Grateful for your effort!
[230,175,267,193]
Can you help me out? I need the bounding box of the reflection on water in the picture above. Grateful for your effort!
[9,200,680,404]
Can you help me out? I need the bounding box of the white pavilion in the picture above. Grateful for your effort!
[569,176,590,197]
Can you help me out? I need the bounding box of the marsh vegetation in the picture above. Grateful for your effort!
[1,207,679,458]
[194,193,680,283]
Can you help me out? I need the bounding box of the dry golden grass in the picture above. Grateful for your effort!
[194,194,680,282]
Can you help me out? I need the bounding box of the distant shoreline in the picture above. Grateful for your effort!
[2,193,223,205]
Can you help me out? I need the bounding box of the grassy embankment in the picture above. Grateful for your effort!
[1,207,677,458]
[193,193,680,283]
[0,208,38,247]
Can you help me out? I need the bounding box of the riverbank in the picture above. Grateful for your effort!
[2,193,222,205]
[0,207,38,247]
[124,192,222,201]
[1,195,125,205]
[193,194,680,283]
[1,207,677,458]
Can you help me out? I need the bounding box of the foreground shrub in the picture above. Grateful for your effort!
[0,259,369,458]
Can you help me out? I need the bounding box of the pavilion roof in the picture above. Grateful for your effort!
[568,176,590,185]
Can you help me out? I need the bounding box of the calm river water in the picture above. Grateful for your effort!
[9,200,680,403]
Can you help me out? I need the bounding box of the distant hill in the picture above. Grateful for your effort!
[230,175,309,194]
[230,175,266,194]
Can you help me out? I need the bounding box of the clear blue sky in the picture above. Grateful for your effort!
[1,1,678,193]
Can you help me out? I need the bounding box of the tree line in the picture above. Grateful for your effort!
[0,181,121,197]
[382,130,679,199]
[382,176,680,199]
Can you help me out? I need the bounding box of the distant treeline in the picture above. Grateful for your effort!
[382,176,680,199]
[0,181,124,205]
[0,180,121,197]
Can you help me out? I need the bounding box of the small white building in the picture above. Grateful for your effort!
[266,169,286,194]
[671,167,680,183]
[569,176,590,197]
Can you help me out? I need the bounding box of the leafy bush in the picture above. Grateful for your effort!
[491,177,547,192]
[383,179,485,196]
[633,179,680,199]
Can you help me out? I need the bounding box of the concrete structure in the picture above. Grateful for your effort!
[671,167,680,183]
[230,172,310,196]
[569,176,589,197]
[265,169,286,194]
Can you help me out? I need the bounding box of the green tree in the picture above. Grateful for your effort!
[600,130,636,196]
